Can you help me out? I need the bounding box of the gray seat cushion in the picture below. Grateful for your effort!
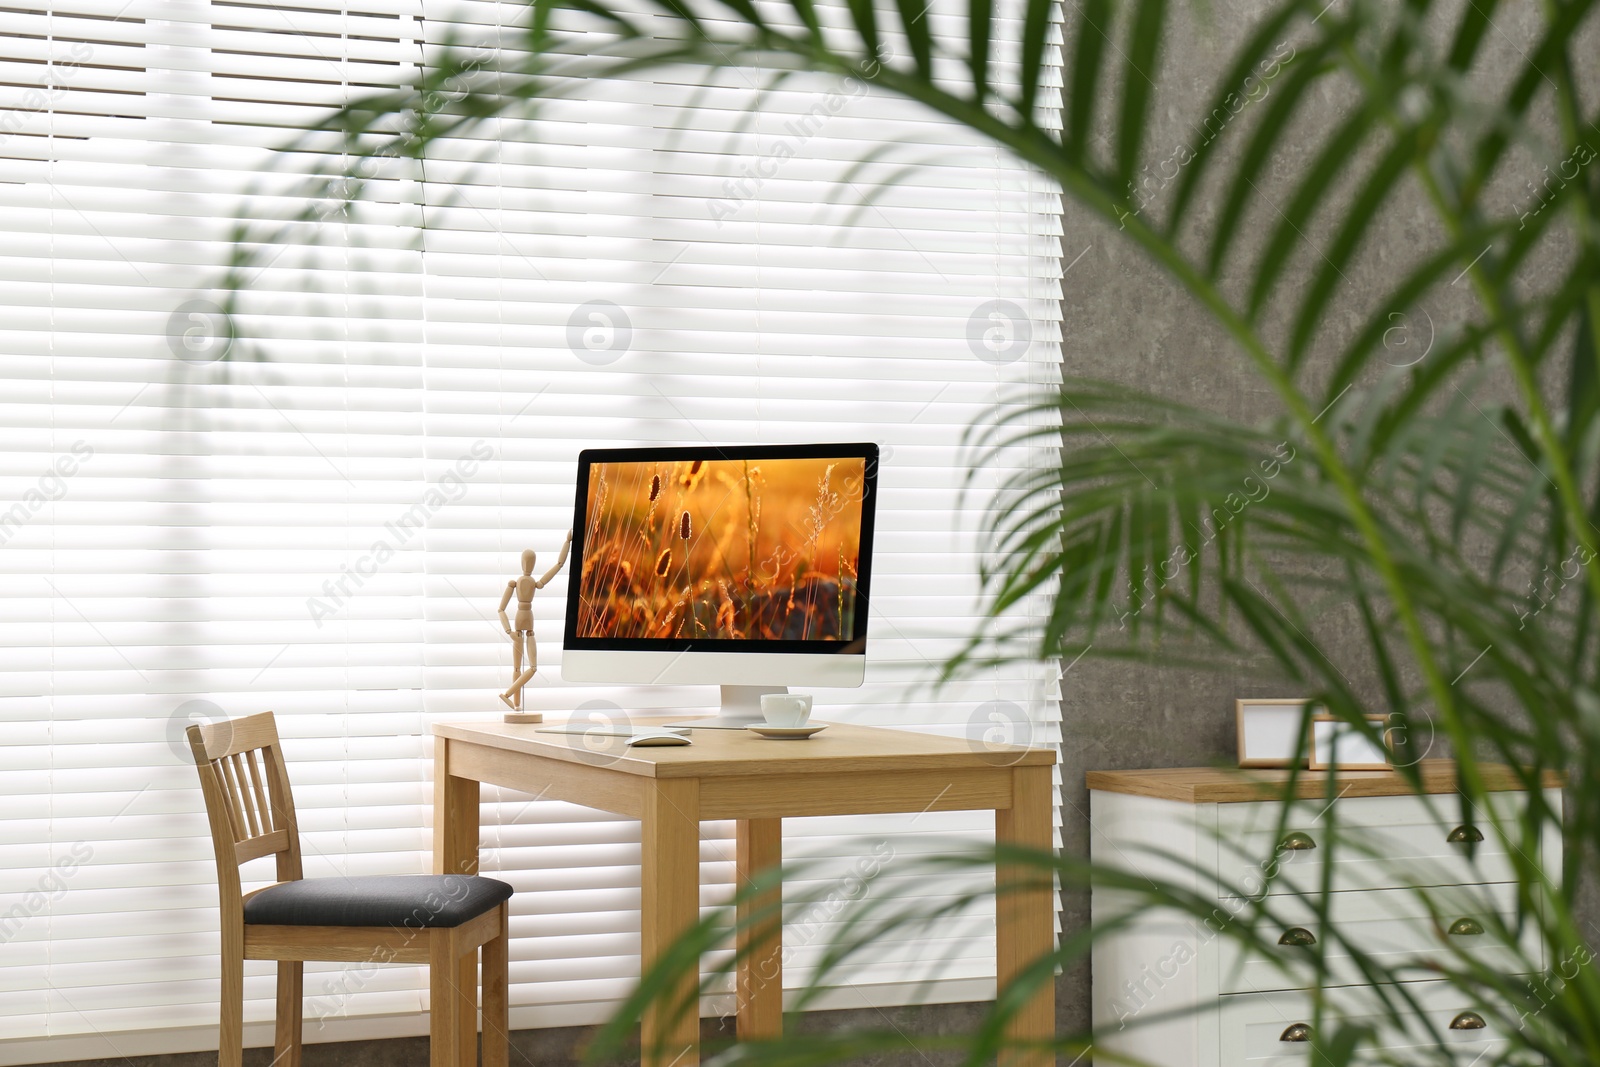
[244,875,513,929]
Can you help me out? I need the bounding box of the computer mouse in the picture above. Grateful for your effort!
[626,733,692,747]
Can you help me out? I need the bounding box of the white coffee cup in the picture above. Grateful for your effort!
[760,692,813,728]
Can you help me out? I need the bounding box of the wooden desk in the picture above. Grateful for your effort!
[431,718,1057,1067]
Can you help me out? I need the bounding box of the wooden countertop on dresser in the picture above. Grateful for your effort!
[1086,758,1564,804]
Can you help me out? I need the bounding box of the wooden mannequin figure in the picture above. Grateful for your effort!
[497,529,573,723]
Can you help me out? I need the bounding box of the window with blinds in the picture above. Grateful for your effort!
[0,0,1063,1061]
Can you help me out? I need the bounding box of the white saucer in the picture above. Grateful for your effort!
[746,723,827,740]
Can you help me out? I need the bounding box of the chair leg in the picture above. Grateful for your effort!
[220,948,244,1067]
[454,932,479,1067]
[273,961,304,1067]
[482,905,509,1067]
[429,929,463,1067]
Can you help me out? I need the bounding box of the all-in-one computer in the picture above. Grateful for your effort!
[559,442,878,729]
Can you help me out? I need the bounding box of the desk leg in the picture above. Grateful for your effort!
[433,737,481,877]
[642,778,701,1067]
[736,818,783,1040]
[433,737,481,1067]
[996,764,1055,1067]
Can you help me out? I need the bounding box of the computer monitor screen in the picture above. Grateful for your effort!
[566,443,876,653]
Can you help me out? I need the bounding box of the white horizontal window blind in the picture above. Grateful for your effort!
[1,2,440,1058]
[0,0,1063,1060]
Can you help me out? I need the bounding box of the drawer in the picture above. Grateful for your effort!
[1219,981,1525,1065]
[1216,883,1540,994]
[1216,793,1526,898]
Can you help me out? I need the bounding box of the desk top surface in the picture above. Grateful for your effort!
[435,717,1056,779]
[1086,760,1562,803]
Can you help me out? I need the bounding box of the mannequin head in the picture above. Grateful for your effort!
[521,548,536,576]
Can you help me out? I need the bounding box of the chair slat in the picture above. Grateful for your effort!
[238,752,265,836]
[241,751,270,831]
[245,749,273,834]
[215,755,243,842]
[236,754,264,838]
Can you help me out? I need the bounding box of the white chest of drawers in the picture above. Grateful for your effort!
[1087,761,1562,1066]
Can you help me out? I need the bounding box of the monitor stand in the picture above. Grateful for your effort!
[673,685,786,730]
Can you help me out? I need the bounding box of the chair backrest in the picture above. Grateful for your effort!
[187,712,304,912]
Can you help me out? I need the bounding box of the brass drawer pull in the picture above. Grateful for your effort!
[1279,1022,1313,1042]
[1279,831,1317,851]
[1448,917,1485,936]
[1447,824,1484,844]
[1278,926,1317,946]
[1450,1011,1487,1030]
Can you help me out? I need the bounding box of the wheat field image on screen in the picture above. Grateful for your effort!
[576,457,866,641]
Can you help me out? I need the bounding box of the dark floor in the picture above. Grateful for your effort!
[39,1001,1004,1067]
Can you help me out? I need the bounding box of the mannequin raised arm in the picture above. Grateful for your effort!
[535,529,573,589]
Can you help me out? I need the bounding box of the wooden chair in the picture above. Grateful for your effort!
[186,711,510,1067]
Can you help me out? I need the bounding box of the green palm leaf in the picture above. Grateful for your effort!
[222,0,1600,1061]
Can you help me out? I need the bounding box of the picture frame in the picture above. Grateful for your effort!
[1308,714,1393,771]
[1235,698,1319,768]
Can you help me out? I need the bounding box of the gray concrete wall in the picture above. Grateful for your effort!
[1056,0,1599,1043]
